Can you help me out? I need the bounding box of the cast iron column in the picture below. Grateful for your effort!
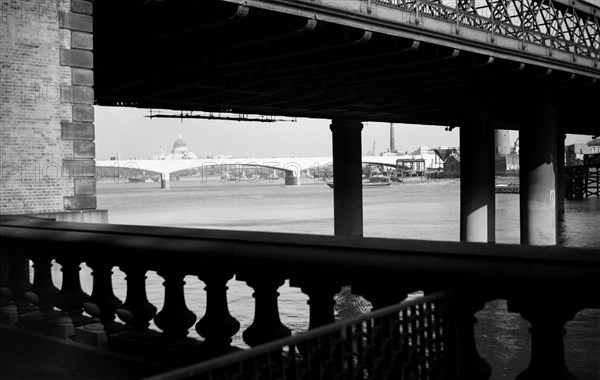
[520,106,558,245]
[458,111,494,380]
[460,111,496,242]
[330,119,363,237]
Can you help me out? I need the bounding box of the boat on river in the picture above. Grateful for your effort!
[128,177,154,183]
[326,175,391,188]
[495,183,519,193]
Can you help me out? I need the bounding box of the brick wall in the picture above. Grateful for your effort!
[1,0,97,215]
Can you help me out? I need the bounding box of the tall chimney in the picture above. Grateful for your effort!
[390,123,396,153]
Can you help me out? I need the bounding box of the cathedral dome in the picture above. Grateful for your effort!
[172,133,189,153]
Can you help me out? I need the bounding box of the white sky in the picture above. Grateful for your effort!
[95,106,594,160]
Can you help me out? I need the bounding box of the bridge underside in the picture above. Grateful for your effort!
[94,0,599,134]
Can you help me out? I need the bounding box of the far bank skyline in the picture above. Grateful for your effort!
[95,106,593,160]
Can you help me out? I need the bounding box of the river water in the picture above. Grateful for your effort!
[89,178,599,379]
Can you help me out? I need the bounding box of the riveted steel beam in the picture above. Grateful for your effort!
[233,0,600,78]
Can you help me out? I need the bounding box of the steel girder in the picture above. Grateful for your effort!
[372,0,599,63]
[93,0,600,130]
[238,0,599,76]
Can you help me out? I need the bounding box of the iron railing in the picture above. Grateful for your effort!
[145,292,455,380]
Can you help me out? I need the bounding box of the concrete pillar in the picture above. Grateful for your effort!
[330,120,363,237]
[284,170,301,185]
[520,106,558,245]
[161,173,170,189]
[460,112,496,243]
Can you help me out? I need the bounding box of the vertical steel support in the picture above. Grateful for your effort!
[520,107,558,245]
[460,111,495,243]
[330,119,363,237]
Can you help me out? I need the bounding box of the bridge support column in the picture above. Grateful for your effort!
[330,119,363,237]
[161,172,170,189]
[458,112,493,380]
[460,111,495,243]
[520,106,558,245]
[284,171,300,185]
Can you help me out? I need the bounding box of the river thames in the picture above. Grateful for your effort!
[90,178,599,379]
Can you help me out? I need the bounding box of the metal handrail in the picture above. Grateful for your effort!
[145,291,455,380]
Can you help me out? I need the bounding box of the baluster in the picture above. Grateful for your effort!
[453,295,492,380]
[0,254,18,325]
[18,255,60,332]
[0,254,8,288]
[28,256,60,317]
[195,271,240,355]
[54,257,91,327]
[297,281,341,329]
[510,297,578,380]
[5,255,33,314]
[87,260,123,334]
[154,269,196,342]
[241,276,291,347]
[117,265,157,335]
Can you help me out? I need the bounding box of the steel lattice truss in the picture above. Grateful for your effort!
[373,0,600,60]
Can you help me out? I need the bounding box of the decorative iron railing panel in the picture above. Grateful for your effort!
[239,0,599,75]
[371,0,599,60]
[145,292,455,380]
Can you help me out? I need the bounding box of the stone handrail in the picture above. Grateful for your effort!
[1,215,599,378]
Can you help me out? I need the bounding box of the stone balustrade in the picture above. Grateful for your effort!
[0,215,598,379]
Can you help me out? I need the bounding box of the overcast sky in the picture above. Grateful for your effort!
[95,106,594,160]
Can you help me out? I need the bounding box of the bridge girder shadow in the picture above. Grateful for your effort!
[94,0,599,134]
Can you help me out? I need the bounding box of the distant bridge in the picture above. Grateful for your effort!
[96,156,408,187]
